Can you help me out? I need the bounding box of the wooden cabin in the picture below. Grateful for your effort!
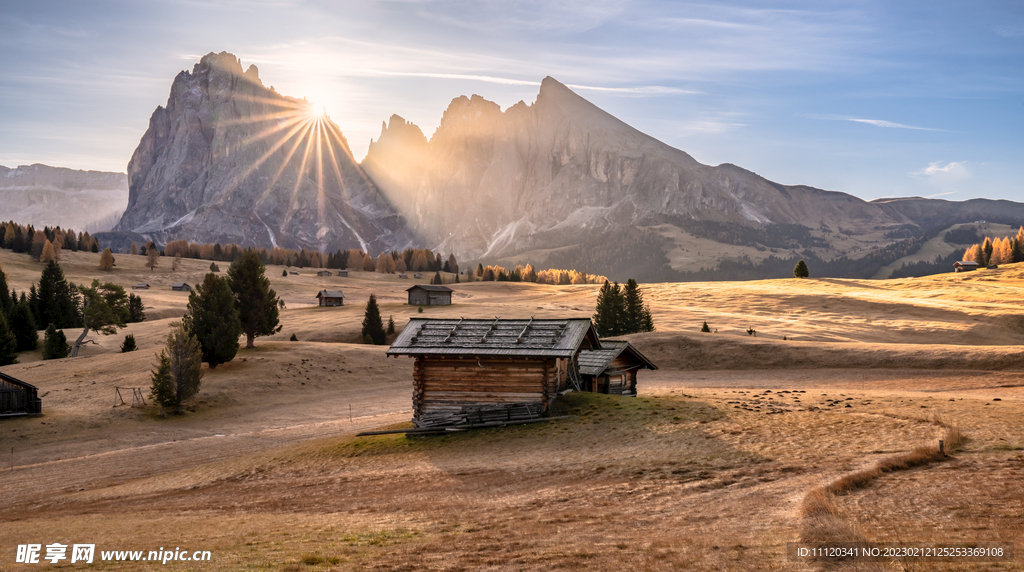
[954,261,980,272]
[317,270,333,277]
[132,283,150,290]
[407,285,453,306]
[337,270,348,277]
[1,372,41,417]
[577,340,658,396]
[288,271,300,276]
[316,289,345,307]
[387,318,600,425]
[171,282,192,292]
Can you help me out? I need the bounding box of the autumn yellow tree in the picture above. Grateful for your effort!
[98,248,115,270]
[40,240,57,263]
[361,252,375,272]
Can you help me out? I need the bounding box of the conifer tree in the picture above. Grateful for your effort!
[128,293,146,323]
[361,294,386,345]
[162,321,203,413]
[184,273,242,369]
[98,248,115,270]
[37,260,80,330]
[593,280,625,337]
[228,250,281,348]
[641,304,656,332]
[0,264,11,319]
[71,280,129,357]
[981,237,993,266]
[431,271,442,285]
[793,259,810,278]
[387,315,396,335]
[0,312,18,366]
[209,262,220,272]
[40,240,57,263]
[9,299,37,352]
[120,333,137,353]
[701,321,711,333]
[150,350,174,415]
[622,279,647,334]
[42,324,70,359]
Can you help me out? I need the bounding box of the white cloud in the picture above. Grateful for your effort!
[913,161,970,180]
[848,118,942,131]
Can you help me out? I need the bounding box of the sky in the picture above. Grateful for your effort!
[0,0,1021,203]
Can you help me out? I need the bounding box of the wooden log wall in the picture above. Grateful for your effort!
[412,356,558,418]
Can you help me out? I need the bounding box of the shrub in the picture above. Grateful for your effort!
[210,262,220,272]
[701,321,711,333]
[42,324,70,359]
[290,333,298,341]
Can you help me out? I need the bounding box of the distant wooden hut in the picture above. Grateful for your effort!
[171,283,193,292]
[0,372,41,417]
[337,270,348,277]
[399,274,408,279]
[577,340,658,396]
[407,285,453,306]
[413,273,422,279]
[289,271,300,276]
[954,261,980,272]
[132,283,150,290]
[316,289,345,307]
[317,270,333,277]
[387,318,600,426]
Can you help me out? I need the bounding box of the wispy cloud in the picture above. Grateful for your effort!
[337,69,693,95]
[924,190,958,198]
[913,161,970,179]
[848,118,943,131]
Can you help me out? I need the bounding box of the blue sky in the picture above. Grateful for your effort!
[0,0,1021,202]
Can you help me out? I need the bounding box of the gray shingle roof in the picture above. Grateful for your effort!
[577,340,658,376]
[407,285,453,293]
[317,290,345,298]
[387,318,600,358]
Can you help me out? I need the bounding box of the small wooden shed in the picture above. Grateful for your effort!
[316,289,345,307]
[954,261,980,272]
[132,283,150,290]
[577,341,658,396]
[171,282,193,292]
[1,372,41,417]
[317,270,333,277]
[337,270,348,277]
[407,285,453,306]
[387,318,600,425]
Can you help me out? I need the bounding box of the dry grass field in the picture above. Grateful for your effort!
[1,248,1022,571]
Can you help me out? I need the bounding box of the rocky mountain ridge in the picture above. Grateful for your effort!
[110,52,415,253]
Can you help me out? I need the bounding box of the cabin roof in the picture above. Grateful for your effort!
[171,282,191,288]
[406,285,453,293]
[0,371,38,392]
[577,340,659,376]
[387,318,600,358]
[954,260,980,266]
[316,289,345,298]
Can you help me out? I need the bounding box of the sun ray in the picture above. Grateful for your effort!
[212,115,314,203]
[315,117,326,233]
[219,108,309,127]
[281,123,317,229]
[254,119,316,211]
[233,112,308,149]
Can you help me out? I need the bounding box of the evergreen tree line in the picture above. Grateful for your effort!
[0,261,144,366]
[962,227,1024,267]
[592,279,655,338]
[0,220,100,262]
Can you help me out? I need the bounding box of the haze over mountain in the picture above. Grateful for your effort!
[0,163,128,232]
[109,52,414,254]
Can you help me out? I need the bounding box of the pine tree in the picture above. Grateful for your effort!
[120,333,137,353]
[387,315,396,335]
[37,260,80,330]
[793,259,810,278]
[593,280,625,337]
[640,304,655,332]
[209,262,220,272]
[184,273,242,369]
[431,271,442,285]
[0,312,18,366]
[71,280,129,357]
[0,264,11,319]
[228,250,281,348]
[9,299,37,352]
[982,237,994,267]
[164,321,203,413]
[701,321,711,333]
[622,279,646,334]
[42,324,70,359]
[150,350,174,415]
[361,294,386,345]
[128,293,146,323]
